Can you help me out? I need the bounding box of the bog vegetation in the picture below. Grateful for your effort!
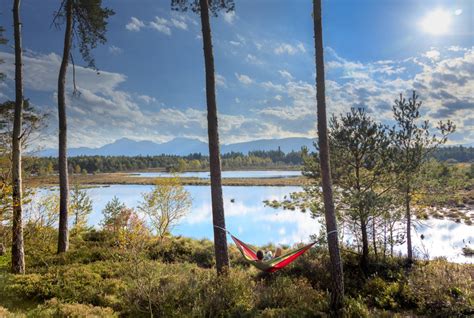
[0,215,473,317]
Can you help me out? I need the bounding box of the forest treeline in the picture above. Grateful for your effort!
[26,150,304,175]
[25,145,474,175]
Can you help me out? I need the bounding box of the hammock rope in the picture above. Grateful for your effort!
[214,225,317,273]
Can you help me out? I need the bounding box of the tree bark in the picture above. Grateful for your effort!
[11,0,25,274]
[405,184,412,263]
[360,217,369,273]
[313,0,344,314]
[199,0,229,274]
[372,217,378,259]
[57,0,73,253]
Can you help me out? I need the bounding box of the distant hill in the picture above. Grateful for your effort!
[38,137,316,157]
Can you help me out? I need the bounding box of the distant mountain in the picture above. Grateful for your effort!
[37,137,315,157]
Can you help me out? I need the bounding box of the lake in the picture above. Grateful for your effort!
[33,184,474,264]
[129,170,302,179]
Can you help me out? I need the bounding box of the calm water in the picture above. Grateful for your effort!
[33,185,473,264]
[130,170,302,179]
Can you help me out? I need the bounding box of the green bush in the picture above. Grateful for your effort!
[343,296,370,318]
[27,298,117,317]
[195,269,255,317]
[147,237,215,268]
[7,261,126,310]
[123,262,255,317]
[255,276,328,316]
[403,260,474,316]
[363,277,400,310]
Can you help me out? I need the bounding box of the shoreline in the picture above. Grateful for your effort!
[26,173,310,187]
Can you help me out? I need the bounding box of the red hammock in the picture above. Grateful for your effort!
[230,235,316,273]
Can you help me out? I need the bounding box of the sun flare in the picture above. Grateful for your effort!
[421,9,452,35]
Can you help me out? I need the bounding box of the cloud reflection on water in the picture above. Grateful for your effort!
[35,184,473,263]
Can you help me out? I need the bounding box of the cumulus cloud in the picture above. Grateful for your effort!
[215,73,227,87]
[108,45,123,55]
[245,54,262,65]
[261,81,284,92]
[278,69,293,80]
[171,17,188,30]
[149,17,172,35]
[223,11,236,24]
[1,45,472,148]
[235,73,253,85]
[249,47,473,144]
[137,94,157,104]
[424,49,441,60]
[126,15,190,36]
[125,17,145,31]
[274,42,306,55]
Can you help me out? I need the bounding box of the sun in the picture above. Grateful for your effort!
[420,9,452,35]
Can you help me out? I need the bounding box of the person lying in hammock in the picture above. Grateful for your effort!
[256,247,283,261]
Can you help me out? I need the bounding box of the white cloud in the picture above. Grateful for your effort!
[447,46,466,52]
[127,15,191,36]
[454,9,462,16]
[0,51,125,94]
[223,11,236,24]
[137,95,156,104]
[261,81,284,92]
[278,69,293,80]
[149,17,172,35]
[245,54,262,65]
[235,73,253,85]
[229,41,241,46]
[125,17,145,32]
[2,45,472,148]
[215,73,227,87]
[424,49,441,60]
[171,18,188,30]
[297,42,306,53]
[108,45,123,55]
[274,42,306,55]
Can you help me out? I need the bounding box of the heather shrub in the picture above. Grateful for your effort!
[255,276,328,315]
[7,261,126,310]
[123,261,255,317]
[403,259,474,316]
[27,298,117,317]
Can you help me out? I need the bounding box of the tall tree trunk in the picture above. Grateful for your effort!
[390,223,394,257]
[360,217,369,273]
[57,0,73,254]
[11,0,25,274]
[383,220,387,261]
[199,0,229,274]
[313,0,344,313]
[405,184,412,263]
[372,217,378,259]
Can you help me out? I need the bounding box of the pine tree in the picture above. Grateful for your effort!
[54,0,114,253]
[171,0,235,274]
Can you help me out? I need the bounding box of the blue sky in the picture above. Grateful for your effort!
[0,0,473,148]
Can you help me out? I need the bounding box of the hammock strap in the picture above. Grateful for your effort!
[213,225,231,235]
